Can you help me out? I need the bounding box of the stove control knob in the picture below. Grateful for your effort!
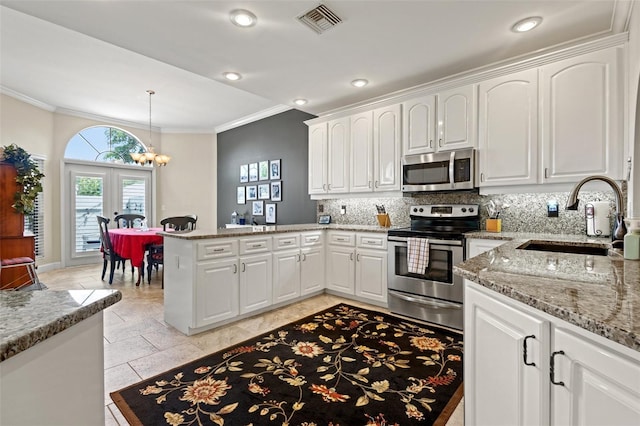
[469,207,474,213]
[461,207,467,213]
[419,208,424,212]
[413,208,418,213]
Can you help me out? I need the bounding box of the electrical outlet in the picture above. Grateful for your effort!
[547,200,559,217]
[340,205,346,215]
[318,204,324,213]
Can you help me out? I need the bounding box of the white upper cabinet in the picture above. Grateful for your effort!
[308,118,350,195]
[478,69,539,187]
[349,111,374,192]
[308,123,328,194]
[437,84,477,151]
[373,104,402,191]
[540,47,623,183]
[402,94,437,155]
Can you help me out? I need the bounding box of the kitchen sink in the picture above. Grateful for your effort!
[516,240,610,256]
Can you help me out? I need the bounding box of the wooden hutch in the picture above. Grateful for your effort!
[0,163,36,289]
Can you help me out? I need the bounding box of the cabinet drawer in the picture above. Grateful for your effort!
[197,239,238,261]
[239,236,272,254]
[357,233,387,250]
[328,231,356,246]
[301,231,324,247]
[273,234,300,250]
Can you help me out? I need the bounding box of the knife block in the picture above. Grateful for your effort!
[377,214,391,227]
[486,218,502,232]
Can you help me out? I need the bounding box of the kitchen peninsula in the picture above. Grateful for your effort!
[457,234,639,425]
[0,289,121,425]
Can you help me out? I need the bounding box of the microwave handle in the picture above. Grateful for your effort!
[449,151,456,189]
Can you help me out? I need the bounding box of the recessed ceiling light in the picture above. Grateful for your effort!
[223,72,242,81]
[351,79,369,88]
[230,9,257,27]
[294,99,308,106]
[511,16,542,33]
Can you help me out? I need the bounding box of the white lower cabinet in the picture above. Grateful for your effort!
[465,280,640,426]
[326,231,387,304]
[195,258,239,327]
[273,232,325,304]
[239,252,272,314]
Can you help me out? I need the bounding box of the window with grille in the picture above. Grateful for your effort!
[24,156,44,258]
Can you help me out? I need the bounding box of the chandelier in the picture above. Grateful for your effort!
[131,90,171,166]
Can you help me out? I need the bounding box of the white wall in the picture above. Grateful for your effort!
[0,93,218,266]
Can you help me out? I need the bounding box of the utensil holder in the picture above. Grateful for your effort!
[486,218,502,232]
[377,214,391,228]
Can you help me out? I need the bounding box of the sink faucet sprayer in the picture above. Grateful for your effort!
[566,175,627,247]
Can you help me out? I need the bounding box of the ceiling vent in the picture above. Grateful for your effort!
[297,4,343,34]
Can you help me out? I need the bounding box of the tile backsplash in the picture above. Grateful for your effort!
[318,187,625,235]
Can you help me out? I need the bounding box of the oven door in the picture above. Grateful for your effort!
[387,236,464,302]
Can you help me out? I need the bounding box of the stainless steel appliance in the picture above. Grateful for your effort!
[387,204,479,329]
[402,148,475,193]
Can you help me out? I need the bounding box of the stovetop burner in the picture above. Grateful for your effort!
[388,204,480,240]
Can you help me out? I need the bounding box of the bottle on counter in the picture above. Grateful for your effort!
[623,218,640,260]
[231,211,238,225]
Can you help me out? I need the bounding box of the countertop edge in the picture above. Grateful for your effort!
[0,290,122,362]
[160,224,391,240]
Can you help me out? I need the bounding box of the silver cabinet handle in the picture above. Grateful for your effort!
[282,241,292,245]
[429,139,433,148]
[250,243,264,248]
[242,263,246,272]
[374,180,379,188]
[550,350,565,386]
[323,183,327,191]
[213,248,225,252]
[544,168,549,179]
[297,254,301,262]
[356,253,360,261]
[233,264,237,274]
[328,183,332,190]
[626,157,632,181]
[302,253,307,261]
[523,335,536,366]
[368,181,372,188]
[480,172,485,183]
[349,252,354,261]
[439,138,443,147]
[336,237,347,242]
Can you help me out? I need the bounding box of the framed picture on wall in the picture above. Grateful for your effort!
[249,163,258,182]
[269,159,281,180]
[252,201,264,216]
[240,164,248,183]
[237,186,245,204]
[258,183,270,200]
[271,181,282,201]
[259,160,269,180]
[266,203,276,224]
[246,185,257,200]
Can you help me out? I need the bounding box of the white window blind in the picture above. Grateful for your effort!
[24,156,44,258]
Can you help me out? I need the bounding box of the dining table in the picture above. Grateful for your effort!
[108,227,163,285]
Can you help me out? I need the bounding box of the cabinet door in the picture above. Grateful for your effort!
[326,246,355,294]
[308,123,328,194]
[272,249,301,304]
[239,253,272,314]
[300,247,325,295]
[373,104,401,191]
[327,117,350,193]
[478,69,538,186]
[551,327,640,426]
[354,248,387,303]
[540,47,623,182]
[196,258,239,327]
[402,95,437,155]
[465,282,550,426]
[437,84,477,151]
[350,111,374,193]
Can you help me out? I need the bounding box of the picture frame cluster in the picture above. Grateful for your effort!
[237,159,281,224]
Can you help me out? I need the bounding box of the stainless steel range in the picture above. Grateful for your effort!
[387,204,479,329]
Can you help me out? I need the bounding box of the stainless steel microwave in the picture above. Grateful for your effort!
[401,148,475,192]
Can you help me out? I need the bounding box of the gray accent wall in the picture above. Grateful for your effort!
[217,109,317,228]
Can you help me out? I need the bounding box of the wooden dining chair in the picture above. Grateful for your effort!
[97,215,128,284]
[113,214,145,272]
[146,215,198,286]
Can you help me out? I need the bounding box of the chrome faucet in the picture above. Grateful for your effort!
[566,175,627,246]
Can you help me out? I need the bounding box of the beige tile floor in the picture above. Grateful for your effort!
[39,263,463,425]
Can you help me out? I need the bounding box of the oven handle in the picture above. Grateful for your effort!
[388,290,462,310]
[387,236,463,246]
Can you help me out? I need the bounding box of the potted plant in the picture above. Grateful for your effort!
[0,144,44,215]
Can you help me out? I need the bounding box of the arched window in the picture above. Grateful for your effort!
[64,126,147,164]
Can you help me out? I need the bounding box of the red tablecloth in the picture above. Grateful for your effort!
[109,228,163,268]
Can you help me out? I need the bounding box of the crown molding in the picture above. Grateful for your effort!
[1,86,56,112]
[55,107,158,132]
[215,105,292,133]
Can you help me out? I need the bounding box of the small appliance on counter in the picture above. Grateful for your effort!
[585,202,611,237]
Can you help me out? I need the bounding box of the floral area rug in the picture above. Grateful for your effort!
[111,304,463,426]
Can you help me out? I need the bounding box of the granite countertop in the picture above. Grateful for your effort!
[456,233,639,351]
[161,223,391,240]
[0,289,121,362]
